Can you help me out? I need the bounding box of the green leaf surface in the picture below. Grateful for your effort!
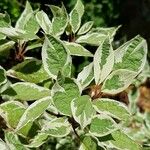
[77,63,94,90]
[5,131,27,150]
[77,21,94,35]
[0,66,7,86]
[27,132,48,148]
[53,78,80,116]
[50,4,68,36]
[89,115,117,137]
[76,33,106,46]
[102,69,137,94]
[36,10,52,34]
[2,82,51,101]
[42,118,71,137]
[0,101,25,128]
[94,37,114,84]
[114,35,147,73]
[7,59,50,83]
[42,35,68,79]
[71,95,95,129]
[70,0,84,33]
[16,96,51,131]
[93,98,130,121]
[64,41,93,57]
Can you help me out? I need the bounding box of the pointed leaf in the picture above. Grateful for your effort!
[50,4,68,36]
[16,96,51,131]
[0,138,9,150]
[7,59,49,83]
[94,37,114,84]
[102,69,137,94]
[70,0,84,33]
[76,33,106,46]
[2,82,51,101]
[78,21,94,35]
[77,63,94,90]
[42,118,71,137]
[15,1,33,29]
[64,41,93,57]
[71,95,95,129]
[114,35,147,74]
[36,10,52,34]
[0,101,25,128]
[89,115,117,137]
[93,98,130,121]
[42,35,68,79]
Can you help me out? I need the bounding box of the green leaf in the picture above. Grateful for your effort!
[78,21,94,35]
[0,138,9,150]
[15,1,33,29]
[0,41,15,57]
[0,66,7,86]
[2,82,51,101]
[71,95,95,129]
[64,41,93,57]
[108,130,141,150]
[36,10,52,34]
[16,96,51,131]
[89,115,117,137]
[77,63,94,90]
[79,136,97,150]
[101,69,137,94]
[5,131,27,150]
[53,78,80,116]
[7,59,50,83]
[50,4,68,36]
[70,0,84,33]
[27,132,48,148]
[94,37,114,84]
[76,33,106,46]
[93,98,130,121]
[0,12,11,40]
[42,35,68,79]
[0,101,25,128]
[42,118,71,137]
[114,35,147,73]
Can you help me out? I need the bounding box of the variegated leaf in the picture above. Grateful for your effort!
[77,21,94,35]
[2,82,51,101]
[77,63,94,90]
[102,69,137,94]
[69,0,84,33]
[114,35,147,74]
[42,118,71,137]
[93,98,130,121]
[36,10,52,34]
[0,138,9,150]
[94,37,114,84]
[0,101,25,128]
[76,33,106,46]
[71,95,95,129]
[16,96,51,131]
[42,35,68,79]
[7,58,50,83]
[50,4,68,36]
[64,41,93,57]
[89,115,117,137]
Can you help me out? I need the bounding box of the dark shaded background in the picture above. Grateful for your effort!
[0,0,150,60]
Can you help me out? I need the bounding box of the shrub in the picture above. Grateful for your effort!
[0,0,148,149]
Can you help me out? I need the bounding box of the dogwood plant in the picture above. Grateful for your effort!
[0,0,148,149]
